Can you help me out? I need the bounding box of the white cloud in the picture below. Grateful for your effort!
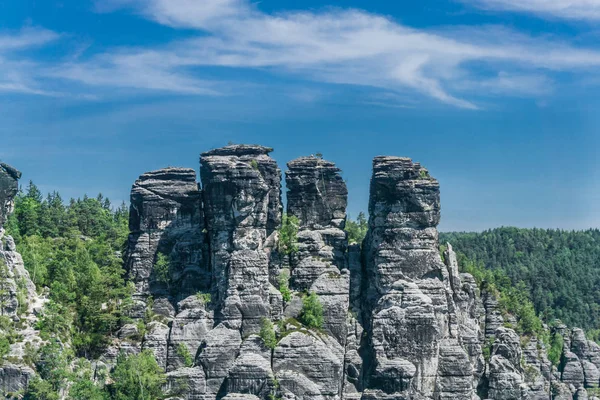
[8,1,600,108]
[464,0,600,20]
[454,72,553,97]
[0,27,59,51]
[0,28,61,95]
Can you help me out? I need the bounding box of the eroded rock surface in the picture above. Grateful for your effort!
[0,163,45,395]
[286,156,350,344]
[200,145,281,336]
[4,145,593,400]
[125,167,207,318]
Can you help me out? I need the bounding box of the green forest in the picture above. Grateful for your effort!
[3,182,169,400]
[441,228,600,335]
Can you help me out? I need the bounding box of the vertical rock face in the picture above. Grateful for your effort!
[364,157,443,302]
[0,163,21,229]
[0,163,44,395]
[200,145,281,336]
[125,167,206,318]
[286,157,348,230]
[286,157,350,343]
[96,145,600,400]
[361,157,475,400]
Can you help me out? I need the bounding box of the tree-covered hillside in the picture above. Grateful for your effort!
[2,182,168,399]
[441,228,600,332]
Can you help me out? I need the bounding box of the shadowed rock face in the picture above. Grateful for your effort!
[286,156,348,230]
[0,162,21,229]
[125,167,206,318]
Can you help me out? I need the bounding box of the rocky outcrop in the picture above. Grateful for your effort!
[0,163,20,229]
[200,145,281,336]
[273,331,345,399]
[85,144,600,400]
[0,163,45,396]
[125,167,207,318]
[360,157,475,399]
[286,157,347,231]
[285,157,350,343]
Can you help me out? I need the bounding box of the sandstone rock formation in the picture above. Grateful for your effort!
[200,144,281,336]
[125,167,207,319]
[285,156,349,343]
[0,163,45,395]
[118,146,600,400]
[4,144,598,400]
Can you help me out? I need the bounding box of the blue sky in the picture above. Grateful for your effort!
[0,0,599,231]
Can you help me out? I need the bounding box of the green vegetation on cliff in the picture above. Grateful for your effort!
[5,182,170,399]
[6,182,132,356]
[444,248,546,339]
[441,227,600,331]
[345,212,368,244]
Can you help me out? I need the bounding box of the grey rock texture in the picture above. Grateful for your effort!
[200,145,281,336]
[486,327,526,400]
[273,331,344,399]
[9,143,583,400]
[285,157,350,344]
[0,163,45,396]
[197,324,242,397]
[286,157,347,230]
[165,367,206,400]
[363,157,443,298]
[361,156,474,399]
[167,295,214,371]
[125,167,207,318]
[0,363,35,395]
[0,162,21,228]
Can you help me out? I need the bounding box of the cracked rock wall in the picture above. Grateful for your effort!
[88,145,600,400]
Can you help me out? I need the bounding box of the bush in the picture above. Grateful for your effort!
[154,252,171,286]
[482,336,495,363]
[196,292,211,305]
[111,350,166,400]
[345,212,368,245]
[36,340,71,391]
[259,317,277,349]
[278,214,299,255]
[278,271,291,303]
[176,343,194,367]
[0,336,10,361]
[548,332,564,366]
[299,292,323,329]
[68,379,107,400]
[24,378,59,400]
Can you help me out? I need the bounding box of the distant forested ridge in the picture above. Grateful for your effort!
[441,227,600,332]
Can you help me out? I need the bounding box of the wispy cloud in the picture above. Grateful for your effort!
[463,0,600,21]
[0,27,61,96]
[7,1,600,108]
[453,71,553,97]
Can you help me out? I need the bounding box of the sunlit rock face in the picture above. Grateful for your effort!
[360,156,476,400]
[200,145,282,336]
[0,163,45,395]
[285,156,350,344]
